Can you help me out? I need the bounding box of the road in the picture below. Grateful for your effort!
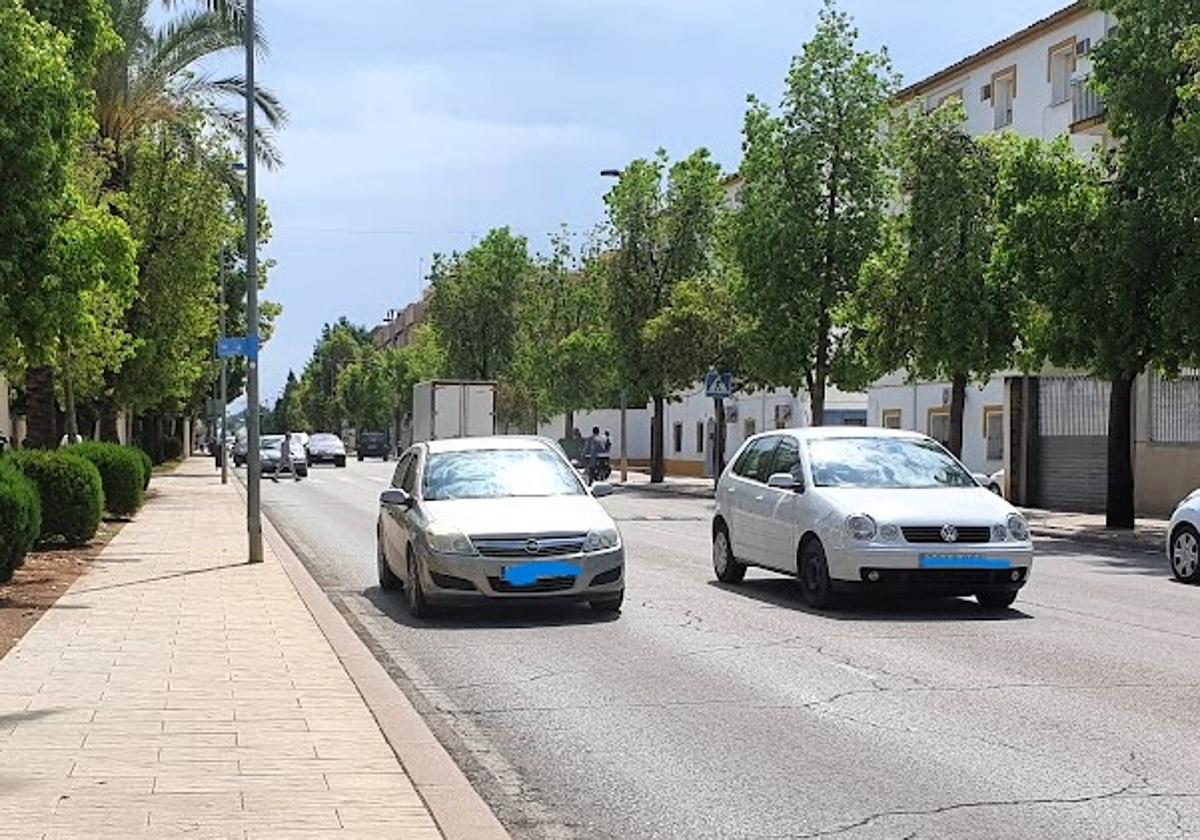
[256,460,1200,840]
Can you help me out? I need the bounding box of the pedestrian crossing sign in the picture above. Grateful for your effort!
[705,372,734,399]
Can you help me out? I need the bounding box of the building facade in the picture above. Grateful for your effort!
[370,286,431,350]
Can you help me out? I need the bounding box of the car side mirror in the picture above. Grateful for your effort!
[590,481,614,498]
[380,488,414,509]
[767,472,803,492]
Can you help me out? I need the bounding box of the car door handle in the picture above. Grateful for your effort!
[755,494,765,502]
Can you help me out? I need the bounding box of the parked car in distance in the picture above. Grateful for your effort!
[1167,489,1200,584]
[972,471,1003,496]
[306,432,346,467]
[713,427,1033,611]
[357,430,390,461]
[261,435,308,478]
[233,432,249,467]
[376,436,624,617]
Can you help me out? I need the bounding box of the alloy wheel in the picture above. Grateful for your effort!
[1172,529,1199,582]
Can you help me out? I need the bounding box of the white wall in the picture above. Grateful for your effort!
[868,377,1007,474]
[0,373,11,441]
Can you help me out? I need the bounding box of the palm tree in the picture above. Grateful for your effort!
[94,0,286,187]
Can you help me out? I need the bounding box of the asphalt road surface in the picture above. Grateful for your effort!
[254,459,1200,840]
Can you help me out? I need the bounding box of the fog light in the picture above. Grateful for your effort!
[1010,569,1021,582]
[867,570,881,582]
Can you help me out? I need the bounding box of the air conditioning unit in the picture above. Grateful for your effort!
[980,83,992,101]
[1075,38,1091,56]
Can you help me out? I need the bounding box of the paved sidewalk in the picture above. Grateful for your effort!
[0,458,441,839]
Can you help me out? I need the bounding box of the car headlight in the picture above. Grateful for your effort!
[1007,513,1029,542]
[845,514,877,542]
[425,523,478,556]
[584,527,621,552]
[878,523,901,542]
[991,523,1009,542]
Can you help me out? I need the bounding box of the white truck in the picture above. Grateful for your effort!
[411,381,497,443]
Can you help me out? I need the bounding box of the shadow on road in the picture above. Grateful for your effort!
[708,577,1033,622]
[1035,538,1174,579]
[362,586,622,630]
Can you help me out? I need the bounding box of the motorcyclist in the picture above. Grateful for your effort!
[584,426,606,485]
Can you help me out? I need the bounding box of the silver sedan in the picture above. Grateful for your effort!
[377,436,625,617]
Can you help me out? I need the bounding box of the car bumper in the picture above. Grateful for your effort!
[308,452,344,462]
[417,545,625,604]
[827,542,1034,593]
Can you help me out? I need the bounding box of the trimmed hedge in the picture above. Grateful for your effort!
[162,438,183,462]
[0,460,41,583]
[7,451,103,546]
[72,442,145,518]
[130,446,152,490]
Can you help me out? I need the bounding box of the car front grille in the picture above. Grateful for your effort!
[472,534,587,558]
[902,526,992,544]
[861,568,1027,588]
[488,576,577,593]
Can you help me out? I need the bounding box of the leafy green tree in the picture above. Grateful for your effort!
[733,0,896,424]
[605,148,724,482]
[297,319,371,433]
[427,228,530,381]
[386,324,446,421]
[852,102,1019,457]
[266,370,306,434]
[337,350,392,433]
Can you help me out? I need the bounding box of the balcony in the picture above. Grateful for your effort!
[1070,77,1106,134]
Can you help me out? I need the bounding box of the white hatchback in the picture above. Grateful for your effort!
[712,428,1034,611]
[1167,489,1200,584]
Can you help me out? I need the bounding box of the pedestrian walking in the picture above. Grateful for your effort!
[282,431,300,482]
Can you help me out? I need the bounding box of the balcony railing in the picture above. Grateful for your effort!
[1071,77,1106,130]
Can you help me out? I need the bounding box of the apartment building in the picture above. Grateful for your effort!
[370,286,432,350]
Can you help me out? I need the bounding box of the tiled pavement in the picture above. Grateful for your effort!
[0,459,442,839]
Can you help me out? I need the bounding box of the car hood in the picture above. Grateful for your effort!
[816,486,1017,525]
[424,495,614,537]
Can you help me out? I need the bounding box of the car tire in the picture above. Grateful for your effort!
[335,456,346,468]
[1170,524,1200,584]
[357,453,363,462]
[378,533,400,591]
[712,523,746,584]
[976,589,1019,611]
[799,539,833,610]
[590,590,624,614]
[406,547,430,618]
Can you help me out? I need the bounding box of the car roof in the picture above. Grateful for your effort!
[750,426,930,443]
[422,435,556,455]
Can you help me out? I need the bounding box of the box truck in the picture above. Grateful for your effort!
[411,381,497,443]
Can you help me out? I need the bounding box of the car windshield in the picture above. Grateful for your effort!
[310,434,340,445]
[807,436,976,489]
[423,448,584,501]
[261,436,283,451]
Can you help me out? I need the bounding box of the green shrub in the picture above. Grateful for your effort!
[162,438,183,461]
[7,451,103,546]
[0,460,41,583]
[129,446,152,490]
[72,442,145,518]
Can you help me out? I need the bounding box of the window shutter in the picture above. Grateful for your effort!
[981,83,992,101]
[1075,37,1091,56]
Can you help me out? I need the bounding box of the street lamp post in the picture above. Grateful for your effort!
[219,248,228,485]
[600,167,627,483]
[244,0,263,564]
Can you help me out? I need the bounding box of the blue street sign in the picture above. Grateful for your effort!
[217,336,255,359]
[705,371,734,399]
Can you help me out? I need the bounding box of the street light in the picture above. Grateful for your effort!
[244,0,263,564]
[600,167,628,484]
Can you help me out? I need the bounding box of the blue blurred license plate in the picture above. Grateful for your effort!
[500,561,582,587]
[920,555,1012,570]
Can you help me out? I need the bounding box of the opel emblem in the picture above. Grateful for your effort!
[940,525,959,543]
[524,539,541,555]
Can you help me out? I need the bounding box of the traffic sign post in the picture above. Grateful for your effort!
[705,371,734,488]
[704,371,733,399]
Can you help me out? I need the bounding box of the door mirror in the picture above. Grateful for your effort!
[590,481,614,498]
[380,488,414,509]
[767,472,803,492]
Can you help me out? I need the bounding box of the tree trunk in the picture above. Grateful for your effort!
[809,375,827,427]
[24,366,58,450]
[650,394,665,484]
[564,409,575,441]
[948,373,968,458]
[62,344,79,443]
[1106,374,1135,530]
[97,375,121,442]
[714,397,726,484]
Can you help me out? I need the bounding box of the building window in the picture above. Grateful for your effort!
[881,409,902,429]
[672,422,683,454]
[1048,38,1077,106]
[696,422,704,453]
[992,67,1016,129]
[930,88,963,114]
[928,408,951,447]
[983,406,1004,461]
[744,417,757,439]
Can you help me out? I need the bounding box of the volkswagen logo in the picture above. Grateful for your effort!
[524,539,542,555]
[940,525,959,543]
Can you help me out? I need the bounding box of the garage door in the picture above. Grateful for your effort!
[1037,376,1108,512]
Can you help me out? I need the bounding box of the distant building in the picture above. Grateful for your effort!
[371,286,432,350]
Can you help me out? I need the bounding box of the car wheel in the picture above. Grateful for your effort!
[989,483,1003,496]
[357,453,363,462]
[712,523,746,584]
[589,590,624,614]
[976,589,1019,611]
[335,456,345,468]
[1170,524,1200,584]
[378,532,400,591]
[799,539,833,610]
[406,548,430,618]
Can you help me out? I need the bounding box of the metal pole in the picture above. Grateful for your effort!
[619,389,628,483]
[244,0,263,564]
[219,248,228,485]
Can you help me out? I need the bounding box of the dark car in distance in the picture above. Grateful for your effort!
[357,430,391,461]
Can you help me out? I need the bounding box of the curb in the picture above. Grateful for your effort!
[1028,525,1162,554]
[235,480,511,840]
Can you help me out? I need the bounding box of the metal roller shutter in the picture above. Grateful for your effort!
[1036,377,1108,512]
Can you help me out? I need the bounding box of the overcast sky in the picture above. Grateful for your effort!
[248,0,1068,400]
